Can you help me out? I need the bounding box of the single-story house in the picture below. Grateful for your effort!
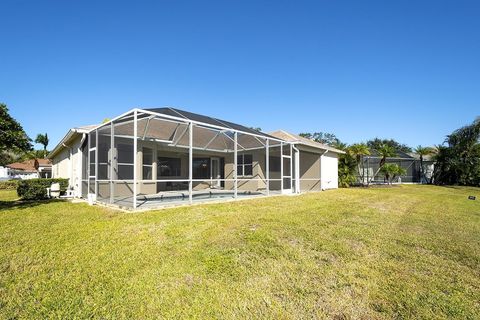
[49,108,344,210]
[5,158,52,179]
[359,150,435,184]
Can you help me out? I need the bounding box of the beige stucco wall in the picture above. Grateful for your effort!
[298,149,339,191]
[299,150,321,191]
[52,147,70,179]
[51,134,83,194]
[224,150,267,192]
[52,133,340,201]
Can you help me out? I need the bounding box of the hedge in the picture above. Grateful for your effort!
[17,178,69,200]
[0,180,19,190]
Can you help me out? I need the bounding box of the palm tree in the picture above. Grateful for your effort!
[371,144,397,183]
[348,143,370,185]
[331,141,348,151]
[414,145,435,183]
[380,163,407,185]
[35,133,49,158]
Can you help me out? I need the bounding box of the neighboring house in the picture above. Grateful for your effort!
[0,167,11,180]
[5,158,52,179]
[360,151,435,184]
[49,108,344,210]
[36,159,53,178]
[408,153,435,183]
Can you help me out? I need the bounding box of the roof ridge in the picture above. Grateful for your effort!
[278,129,299,141]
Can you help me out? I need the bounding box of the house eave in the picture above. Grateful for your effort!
[48,128,87,159]
[294,143,345,155]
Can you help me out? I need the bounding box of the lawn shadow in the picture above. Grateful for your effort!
[0,198,67,210]
[439,185,480,192]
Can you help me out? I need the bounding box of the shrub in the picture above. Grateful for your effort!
[379,164,407,185]
[17,178,69,200]
[0,180,19,190]
[338,152,358,188]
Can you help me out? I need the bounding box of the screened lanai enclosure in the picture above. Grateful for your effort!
[81,108,297,210]
[356,151,435,184]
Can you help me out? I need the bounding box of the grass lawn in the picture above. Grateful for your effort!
[0,185,479,319]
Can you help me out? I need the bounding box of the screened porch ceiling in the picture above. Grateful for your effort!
[97,108,285,153]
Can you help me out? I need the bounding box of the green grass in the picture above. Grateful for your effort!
[0,189,19,202]
[0,185,479,319]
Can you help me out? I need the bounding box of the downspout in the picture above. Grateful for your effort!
[292,144,300,193]
[320,149,328,191]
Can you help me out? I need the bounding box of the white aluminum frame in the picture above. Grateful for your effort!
[84,108,294,210]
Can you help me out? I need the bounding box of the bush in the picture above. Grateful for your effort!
[338,152,358,188]
[17,178,69,200]
[0,180,19,190]
[379,164,407,184]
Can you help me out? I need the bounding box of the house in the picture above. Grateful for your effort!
[5,158,52,179]
[36,159,53,178]
[360,151,435,184]
[49,108,344,210]
[269,130,343,190]
[0,167,11,180]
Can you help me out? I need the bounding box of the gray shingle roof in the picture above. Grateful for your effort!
[269,130,346,154]
[144,107,278,139]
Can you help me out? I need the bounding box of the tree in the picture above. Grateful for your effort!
[414,145,435,183]
[0,150,22,167]
[35,133,49,158]
[367,138,412,153]
[299,132,340,147]
[338,150,357,187]
[434,117,480,186]
[0,103,32,156]
[331,141,348,151]
[348,143,370,185]
[21,149,50,161]
[370,144,397,183]
[380,163,407,185]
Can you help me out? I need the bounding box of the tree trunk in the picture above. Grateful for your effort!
[370,156,386,185]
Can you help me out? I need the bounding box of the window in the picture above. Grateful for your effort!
[237,154,253,176]
[158,157,181,177]
[193,158,209,179]
[142,148,153,180]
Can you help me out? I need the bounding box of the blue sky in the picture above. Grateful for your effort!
[1,0,479,150]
